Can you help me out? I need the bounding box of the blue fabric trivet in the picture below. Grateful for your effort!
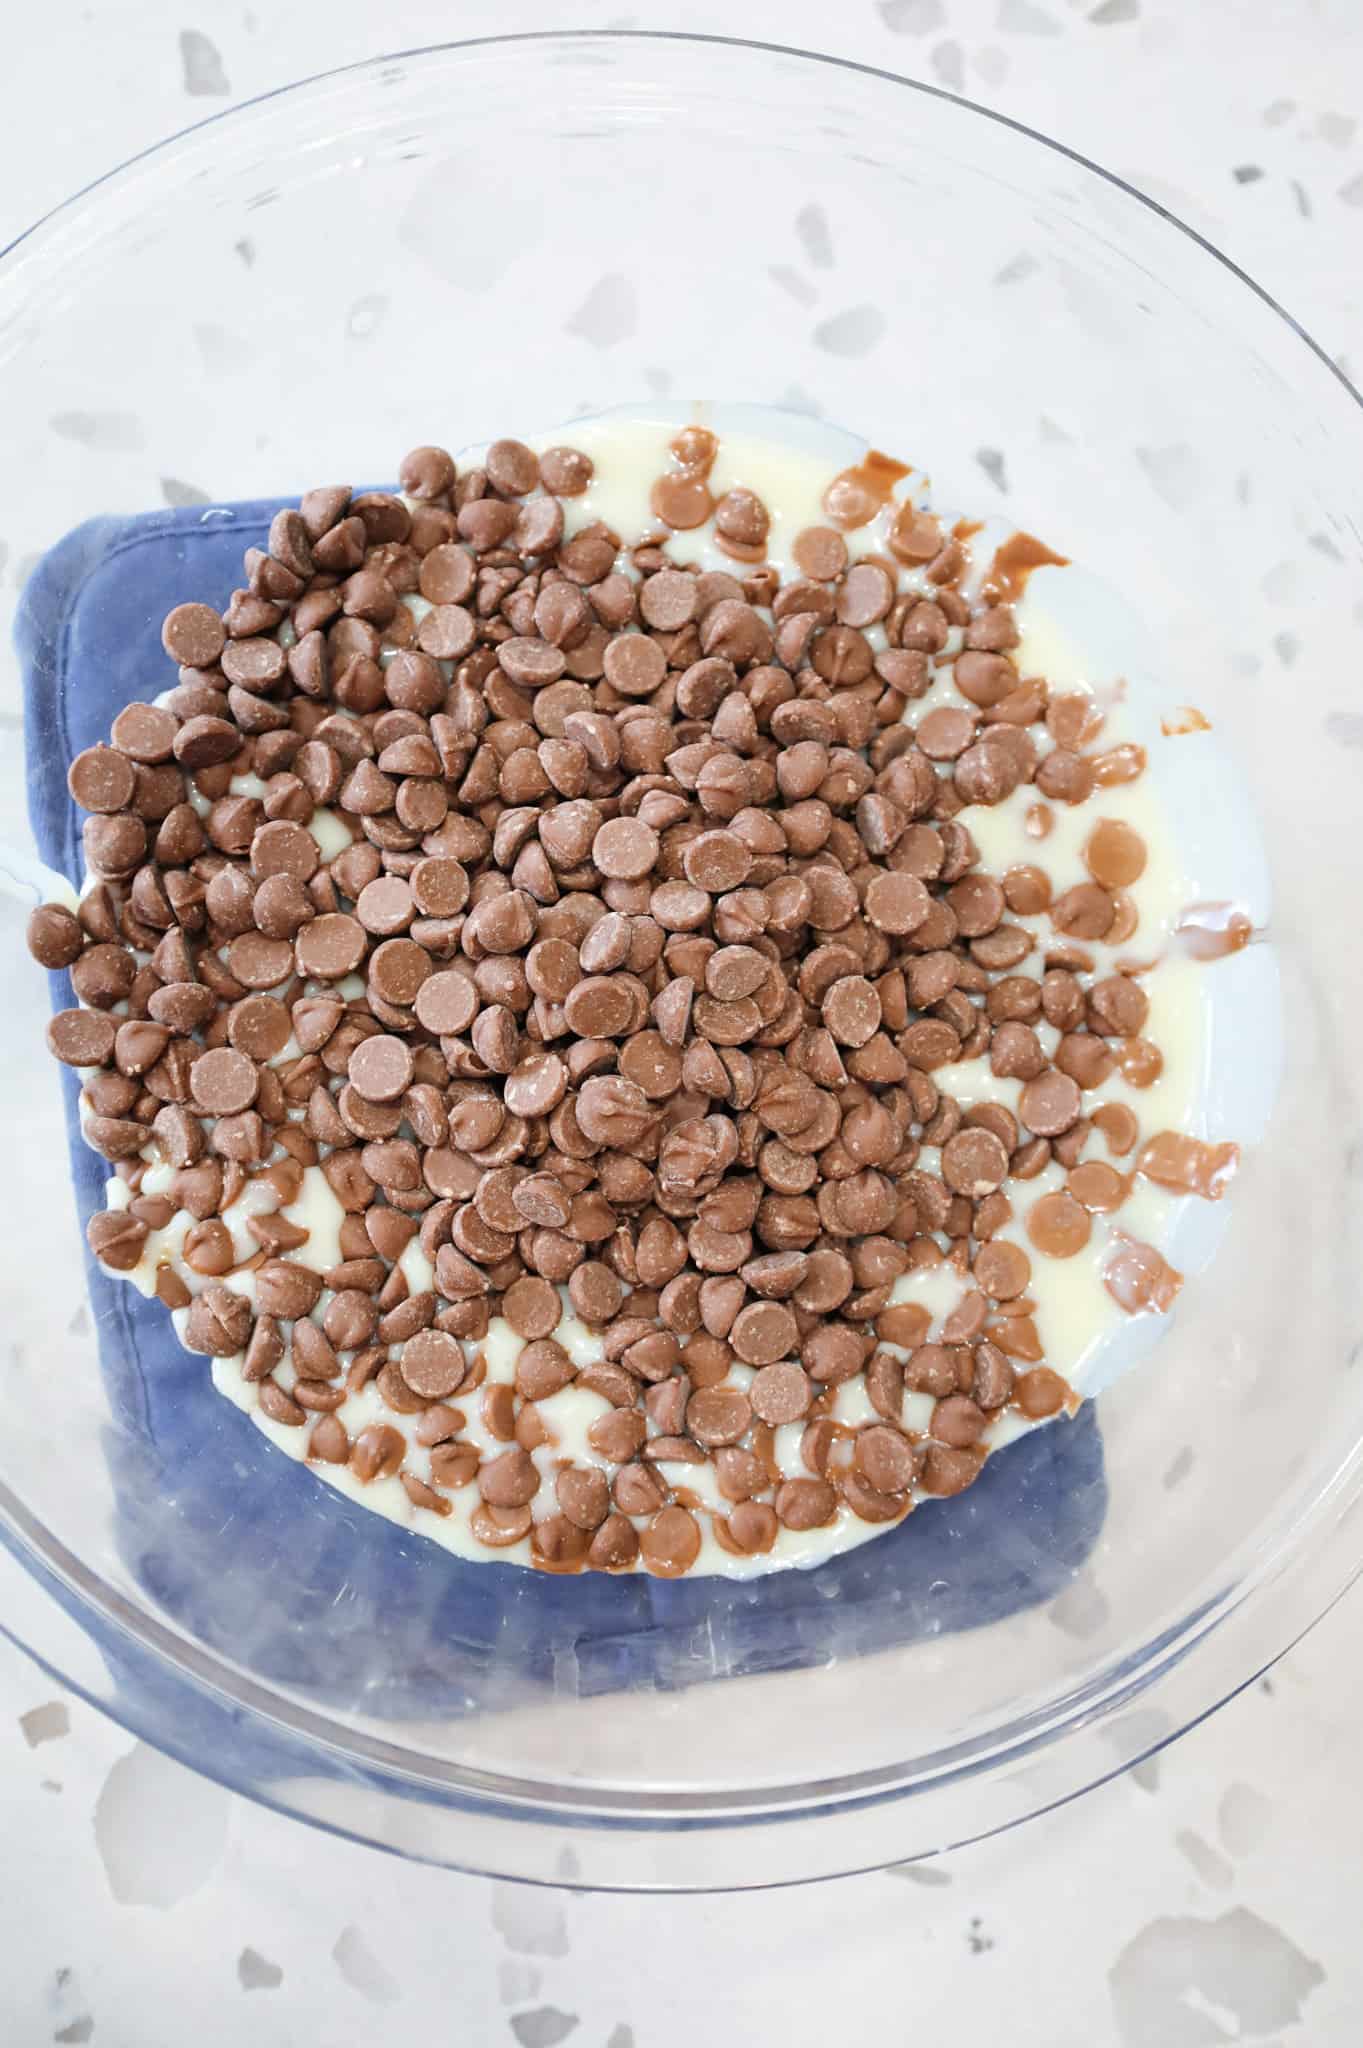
[14,500,1107,1725]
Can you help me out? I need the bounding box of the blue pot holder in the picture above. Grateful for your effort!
[13,498,1107,1738]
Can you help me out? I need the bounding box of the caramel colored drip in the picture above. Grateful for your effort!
[1176,901,1255,961]
[985,531,1069,602]
[1136,1132,1240,1202]
[821,449,913,531]
[953,517,986,543]
[1103,1234,1184,1316]
[1160,706,1212,736]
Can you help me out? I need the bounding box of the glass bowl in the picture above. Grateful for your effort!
[2,30,1361,1891]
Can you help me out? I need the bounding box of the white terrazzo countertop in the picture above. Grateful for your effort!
[3,1,1363,2042]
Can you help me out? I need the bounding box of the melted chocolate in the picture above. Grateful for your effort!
[1176,901,1255,961]
[985,531,1069,602]
[821,449,913,531]
[1103,1234,1184,1315]
[1160,706,1212,736]
[1136,1132,1240,1202]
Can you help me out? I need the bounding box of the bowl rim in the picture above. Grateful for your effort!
[4,25,1359,425]
[4,25,1363,1882]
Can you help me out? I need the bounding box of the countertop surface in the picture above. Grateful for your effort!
[3,2,1363,2043]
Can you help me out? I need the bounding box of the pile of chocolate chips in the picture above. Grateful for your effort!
[28,428,1159,1574]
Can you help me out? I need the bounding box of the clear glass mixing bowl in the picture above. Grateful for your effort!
[2,31,1362,1890]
